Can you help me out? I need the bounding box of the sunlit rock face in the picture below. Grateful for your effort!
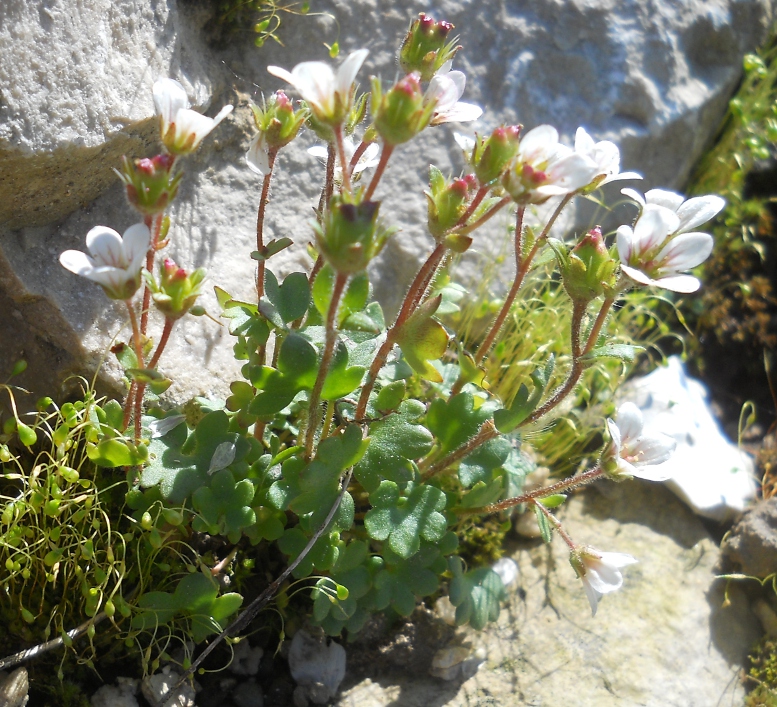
[0,0,773,402]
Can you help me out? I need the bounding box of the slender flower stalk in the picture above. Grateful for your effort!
[255,151,278,301]
[304,272,348,459]
[333,125,353,193]
[363,143,394,201]
[355,242,447,420]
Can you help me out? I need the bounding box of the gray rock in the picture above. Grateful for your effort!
[141,667,196,707]
[721,497,777,578]
[91,678,140,707]
[0,667,29,707]
[1,0,774,403]
[288,629,347,705]
[338,481,761,706]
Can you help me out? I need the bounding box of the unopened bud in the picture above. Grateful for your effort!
[147,258,206,319]
[116,154,181,216]
[251,91,307,151]
[473,125,521,184]
[372,73,436,146]
[426,166,477,238]
[399,13,460,82]
[553,227,618,303]
[313,195,395,273]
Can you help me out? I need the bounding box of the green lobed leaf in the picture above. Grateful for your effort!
[394,295,448,382]
[493,356,555,433]
[458,436,512,487]
[260,270,310,326]
[354,399,433,493]
[447,556,505,630]
[426,392,497,456]
[579,343,644,365]
[364,482,447,559]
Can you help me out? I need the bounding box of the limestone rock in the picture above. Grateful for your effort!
[721,497,777,578]
[288,629,347,705]
[0,0,774,404]
[338,481,761,706]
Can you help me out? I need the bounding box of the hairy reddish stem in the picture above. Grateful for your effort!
[363,143,394,201]
[303,272,348,459]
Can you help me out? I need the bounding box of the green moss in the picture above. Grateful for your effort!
[748,638,777,706]
[685,30,777,418]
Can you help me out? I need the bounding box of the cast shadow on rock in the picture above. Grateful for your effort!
[580,478,710,550]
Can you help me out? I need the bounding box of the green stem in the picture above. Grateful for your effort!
[533,499,577,549]
[450,195,511,237]
[317,144,336,219]
[582,297,615,356]
[454,186,488,229]
[304,272,348,459]
[363,143,394,201]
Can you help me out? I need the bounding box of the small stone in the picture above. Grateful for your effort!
[288,630,346,703]
[434,596,458,626]
[140,667,196,707]
[429,645,486,681]
[229,639,264,676]
[491,557,519,588]
[91,681,139,707]
[721,497,777,577]
[0,667,29,707]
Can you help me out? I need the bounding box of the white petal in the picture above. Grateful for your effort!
[651,274,701,293]
[153,78,189,123]
[211,104,234,127]
[656,232,714,272]
[83,265,134,291]
[519,125,559,164]
[616,225,636,263]
[292,61,336,109]
[621,187,646,208]
[620,263,655,287]
[86,226,125,267]
[336,48,369,96]
[267,65,297,87]
[454,132,476,153]
[546,153,599,192]
[606,418,622,452]
[427,74,460,112]
[59,249,96,276]
[446,70,466,100]
[122,223,152,269]
[675,195,725,232]
[586,564,623,594]
[598,552,638,570]
[247,134,271,175]
[574,127,596,154]
[432,102,483,125]
[616,402,643,442]
[630,462,674,482]
[633,434,676,466]
[307,145,329,160]
[600,170,642,186]
[631,206,679,255]
[175,109,218,148]
[582,578,602,617]
[645,188,684,211]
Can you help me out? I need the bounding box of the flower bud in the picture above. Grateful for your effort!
[472,125,521,185]
[551,227,618,303]
[426,166,477,238]
[399,13,461,82]
[116,154,181,216]
[312,195,394,274]
[147,258,206,319]
[372,73,436,146]
[251,91,307,151]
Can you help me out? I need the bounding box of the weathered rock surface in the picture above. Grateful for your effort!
[338,481,760,706]
[0,0,774,403]
[722,497,777,578]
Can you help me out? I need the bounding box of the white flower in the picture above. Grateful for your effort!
[426,63,483,125]
[453,131,476,158]
[604,401,676,481]
[571,546,638,617]
[503,125,599,204]
[59,224,150,300]
[616,205,714,292]
[267,49,368,125]
[308,138,380,181]
[246,132,272,175]
[153,78,233,156]
[574,127,641,187]
[622,188,725,234]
